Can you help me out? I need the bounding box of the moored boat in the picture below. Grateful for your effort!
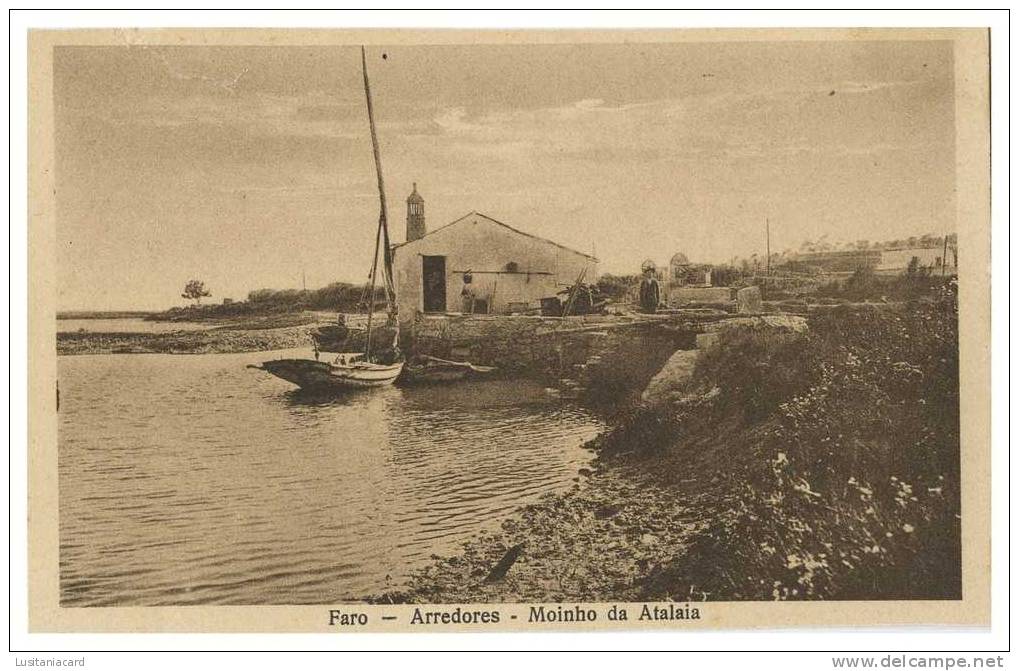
[400,354,496,385]
[254,46,404,392]
[253,356,404,390]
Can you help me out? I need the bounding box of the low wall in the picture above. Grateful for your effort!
[405,314,642,373]
[403,311,807,411]
[668,286,735,306]
[405,314,690,408]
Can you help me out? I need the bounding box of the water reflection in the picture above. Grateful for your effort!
[58,349,604,605]
[283,386,392,408]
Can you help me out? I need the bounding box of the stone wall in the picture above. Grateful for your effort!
[405,314,689,407]
[667,286,735,306]
[406,314,633,373]
[403,311,806,412]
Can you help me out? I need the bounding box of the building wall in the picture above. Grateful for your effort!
[795,246,957,274]
[391,214,598,322]
[876,247,957,273]
[796,250,883,272]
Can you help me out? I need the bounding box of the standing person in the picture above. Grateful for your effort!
[639,265,661,313]
[460,270,476,314]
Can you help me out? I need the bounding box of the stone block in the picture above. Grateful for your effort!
[736,286,763,313]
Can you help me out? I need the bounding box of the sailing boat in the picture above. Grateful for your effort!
[252,47,404,391]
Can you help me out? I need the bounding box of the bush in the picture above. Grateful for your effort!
[595,274,640,301]
[637,289,960,600]
[709,265,742,287]
[815,265,950,302]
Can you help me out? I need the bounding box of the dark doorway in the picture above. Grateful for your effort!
[422,256,447,313]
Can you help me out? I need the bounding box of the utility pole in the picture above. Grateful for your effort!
[942,235,949,277]
[765,218,771,276]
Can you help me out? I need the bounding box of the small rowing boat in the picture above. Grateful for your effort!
[400,354,496,385]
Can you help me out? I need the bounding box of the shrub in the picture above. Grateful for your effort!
[639,289,960,600]
[814,265,951,302]
[595,274,640,301]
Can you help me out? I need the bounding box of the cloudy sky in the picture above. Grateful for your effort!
[54,40,956,310]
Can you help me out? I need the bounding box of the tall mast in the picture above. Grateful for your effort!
[360,45,397,359]
[361,46,397,309]
[765,218,771,276]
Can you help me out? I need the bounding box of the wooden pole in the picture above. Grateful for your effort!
[361,46,397,313]
[766,218,771,276]
[360,46,388,359]
[363,223,382,360]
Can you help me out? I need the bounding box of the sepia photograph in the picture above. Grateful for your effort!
[24,24,993,635]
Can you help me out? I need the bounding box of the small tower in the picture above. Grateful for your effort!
[406,182,425,242]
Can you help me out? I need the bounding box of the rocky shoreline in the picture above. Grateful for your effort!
[56,324,321,356]
[371,346,711,604]
[370,461,703,604]
[376,298,960,604]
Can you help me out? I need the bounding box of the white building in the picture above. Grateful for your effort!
[876,246,958,274]
[390,185,598,322]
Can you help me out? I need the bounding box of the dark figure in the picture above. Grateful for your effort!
[311,313,349,352]
[639,270,661,313]
[460,270,476,314]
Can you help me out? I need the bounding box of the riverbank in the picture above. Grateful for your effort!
[373,293,961,603]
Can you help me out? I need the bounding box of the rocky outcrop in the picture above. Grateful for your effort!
[698,314,808,334]
[641,350,701,405]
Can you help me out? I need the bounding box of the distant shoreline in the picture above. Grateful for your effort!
[57,310,156,320]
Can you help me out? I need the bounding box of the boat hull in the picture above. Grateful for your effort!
[400,366,471,385]
[400,356,497,385]
[256,358,404,390]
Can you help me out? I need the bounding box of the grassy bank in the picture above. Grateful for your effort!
[377,285,960,602]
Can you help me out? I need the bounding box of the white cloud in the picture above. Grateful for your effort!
[418,85,926,167]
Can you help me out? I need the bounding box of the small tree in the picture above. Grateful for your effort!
[182,279,212,306]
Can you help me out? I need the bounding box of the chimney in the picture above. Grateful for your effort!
[406,182,425,242]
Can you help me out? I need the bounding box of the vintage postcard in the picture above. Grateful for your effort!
[27,27,991,633]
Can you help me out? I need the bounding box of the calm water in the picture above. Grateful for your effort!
[58,348,604,606]
[58,318,214,333]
